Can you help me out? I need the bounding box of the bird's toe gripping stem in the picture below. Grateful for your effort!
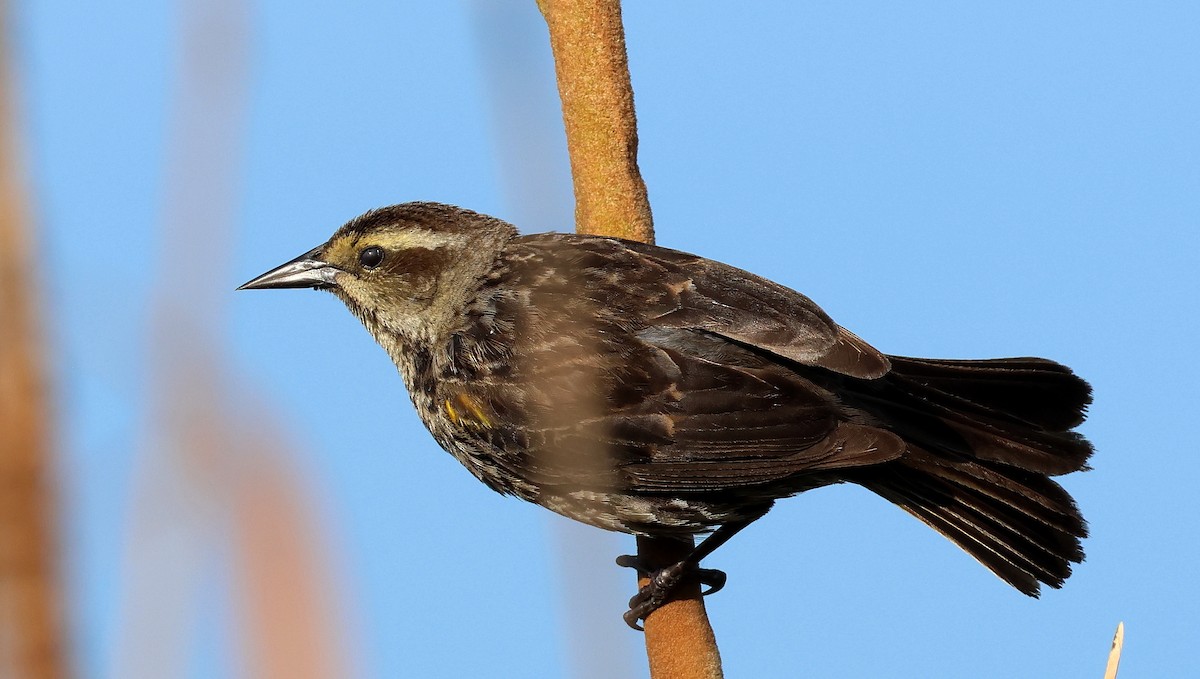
[615,554,727,630]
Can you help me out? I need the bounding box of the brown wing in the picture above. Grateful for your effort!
[439,235,904,495]
[613,334,905,491]
[614,238,891,379]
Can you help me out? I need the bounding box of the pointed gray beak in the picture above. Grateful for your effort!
[237,246,342,290]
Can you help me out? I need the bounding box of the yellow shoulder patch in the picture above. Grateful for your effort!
[442,398,460,424]
[443,393,492,429]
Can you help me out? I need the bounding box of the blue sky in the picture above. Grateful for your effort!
[12,1,1199,677]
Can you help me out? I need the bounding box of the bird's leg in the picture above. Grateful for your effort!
[616,517,756,630]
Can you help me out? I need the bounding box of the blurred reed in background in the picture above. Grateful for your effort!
[105,0,358,677]
[1,1,69,676]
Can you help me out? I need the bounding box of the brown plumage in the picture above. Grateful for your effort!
[240,202,1092,623]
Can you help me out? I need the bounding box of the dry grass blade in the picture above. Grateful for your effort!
[1103,622,1124,679]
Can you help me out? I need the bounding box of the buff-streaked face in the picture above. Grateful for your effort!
[239,202,518,343]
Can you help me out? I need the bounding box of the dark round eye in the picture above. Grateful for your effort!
[359,246,384,269]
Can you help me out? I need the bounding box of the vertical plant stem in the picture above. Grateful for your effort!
[536,1,723,676]
[536,0,653,241]
[112,2,356,677]
[0,3,68,676]
[635,537,723,679]
[469,4,638,677]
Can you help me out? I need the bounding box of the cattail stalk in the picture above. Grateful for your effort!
[536,1,723,676]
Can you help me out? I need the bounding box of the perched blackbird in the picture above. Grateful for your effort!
[240,202,1092,628]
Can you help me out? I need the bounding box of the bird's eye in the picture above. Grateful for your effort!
[359,246,384,269]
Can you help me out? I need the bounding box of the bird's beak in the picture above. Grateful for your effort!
[237,246,342,290]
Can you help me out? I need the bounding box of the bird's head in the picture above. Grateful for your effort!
[239,202,517,345]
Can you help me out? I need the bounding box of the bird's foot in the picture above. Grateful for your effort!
[615,555,727,630]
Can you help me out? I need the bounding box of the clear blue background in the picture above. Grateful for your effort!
[12,1,1198,677]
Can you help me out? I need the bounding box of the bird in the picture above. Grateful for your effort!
[239,202,1092,629]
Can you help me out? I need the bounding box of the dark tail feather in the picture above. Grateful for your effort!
[839,355,1092,595]
[846,356,1093,475]
[856,449,1086,595]
[887,356,1092,431]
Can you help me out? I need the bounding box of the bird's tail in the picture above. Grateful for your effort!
[843,356,1093,595]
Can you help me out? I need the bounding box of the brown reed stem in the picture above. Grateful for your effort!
[537,0,654,241]
[536,1,723,676]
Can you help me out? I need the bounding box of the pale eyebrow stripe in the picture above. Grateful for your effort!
[373,230,453,250]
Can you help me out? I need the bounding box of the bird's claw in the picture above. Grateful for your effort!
[697,567,726,596]
[616,555,727,630]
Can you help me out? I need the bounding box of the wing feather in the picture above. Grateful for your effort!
[616,240,891,378]
[442,234,905,495]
